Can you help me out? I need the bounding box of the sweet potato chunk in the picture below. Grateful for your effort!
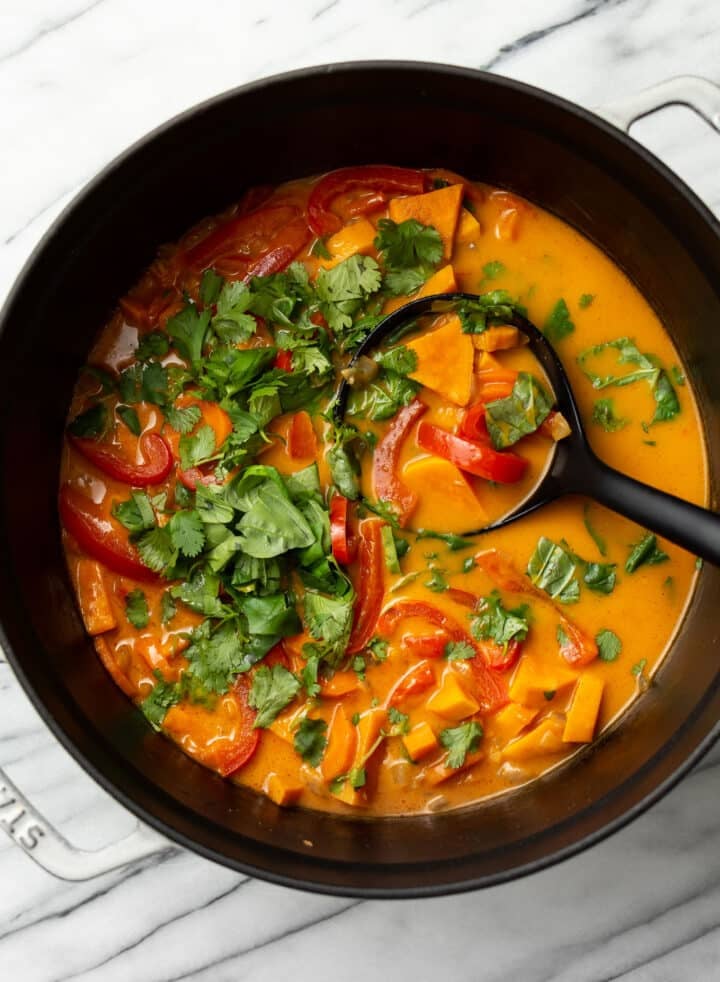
[407,314,474,406]
[264,773,303,806]
[75,559,116,635]
[402,456,487,533]
[455,207,482,245]
[384,263,458,314]
[389,184,463,260]
[319,218,376,268]
[563,674,604,742]
[472,325,525,352]
[321,704,357,781]
[508,657,577,708]
[502,716,565,762]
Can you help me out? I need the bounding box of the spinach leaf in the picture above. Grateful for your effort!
[249,664,301,728]
[592,398,628,432]
[527,537,580,604]
[543,298,575,342]
[625,532,669,573]
[484,372,553,449]
[68,404,107,438]
[471,591,530,647]
[293,716,328,766]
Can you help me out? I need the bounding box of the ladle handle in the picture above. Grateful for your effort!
[587,456,720,565]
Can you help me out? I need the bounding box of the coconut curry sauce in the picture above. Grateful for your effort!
[59,168,705,814]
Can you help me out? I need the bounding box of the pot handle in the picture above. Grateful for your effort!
[0,763,172,880]
[594,74,720,133]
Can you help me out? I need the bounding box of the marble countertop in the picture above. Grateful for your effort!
[2,1,720,978]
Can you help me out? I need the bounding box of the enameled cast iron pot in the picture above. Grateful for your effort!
[2,63,720,897]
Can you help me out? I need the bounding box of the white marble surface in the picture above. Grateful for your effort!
[2,0,720,978]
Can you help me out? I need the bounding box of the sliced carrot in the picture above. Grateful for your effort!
[321,705,357,781]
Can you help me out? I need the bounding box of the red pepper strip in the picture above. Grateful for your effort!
[273,349,293,372]
[458,403,490,444]
[69,432,173,487]
[557,618,598,666]
[400,633,449,659]
[330,494,357,565]
[243,243,297,282]
[217,674,260,776]
[372,398,427,526]
[343,190,387,219]
[182,204,306,273]
[416,421,527,484]
[287,411,318,459]
[388,661,436,707]
[378,600,470,645]
[445,587,478,609]
[470,659,510,714]
[480,381,514,402]
[59,484,156,582]
[475,638,522,672]
[236,184,275,215]
[178,467,218,492]
[308,165,429,236]
[347,519,385,653]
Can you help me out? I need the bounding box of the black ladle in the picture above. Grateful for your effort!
[333,292,720,564]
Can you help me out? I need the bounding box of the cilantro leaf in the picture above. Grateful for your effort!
[583,503,607,557]
[387,706,410,735]
[125,589,149,629]
[444,640,476,661]
[293,716,327,766]
[249,664,301,728]
[579,293,595,309]
[68,404,106,438]
[212,281,257,344]
[374,218,443,270]
[199,268,223,306]
[116,404,141,436]
[440,721,483,768]
[179,424,217,471]
[166,403,202,435]
[315,255,382,333]
[374,345,418,377]
[384,267,428,298]
[425,567,449,593]
[112,491,156,534]
[167,509,206,558]
[183,619,247,694]
[583,562,617,594]
[166,304,211,372]
[577,337,658,389]
[527,537,580,604]
[303,590,354,668]
[481,260,505,281]
[652,370,680,423]
[596,628,622,662]
[136,526,176,573]
[625,532,669,573]
[471,591,530,647]
[592,398,628,432]
[135,331,170,362]
[543,298,575,342]
[414,530,474,551]
[141,674,181,730]
[160,591,177,625]
[456,290,526,335]
[484,372,553,449]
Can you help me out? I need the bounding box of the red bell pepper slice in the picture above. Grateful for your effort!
[182,204,310,275]
[177,467,218,492]
[273,349,293,372]
[69,432,173,487]
[470,658,510,714]
[216,673,261,776]
[287,411,317,459]
[400,632,449,659]
[474,638,522,672]
[308,165,429,236]
[445,587,478,609]
[330,494,357,565]
[558,618,599,666]
[59,484,156,581]
[372,398,427,526]
[347,519,385,653]
[388,661,436,707]
[417,422,527,484]
[458,403,490,443]
[378,600,473,647]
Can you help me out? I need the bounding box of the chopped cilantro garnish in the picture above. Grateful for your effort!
[116,404,141,436]
[249,664,301,728]
[444,640,476,661]
[578,293,595,309]
[543,298,575,342]
[592,398,628,432]
[125,589,149,629]
[68,404,106,438]
[596,628,622,662]
[293,716,328,766]
[440,721,483,768]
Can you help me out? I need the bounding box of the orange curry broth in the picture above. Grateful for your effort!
[60,173,706,815]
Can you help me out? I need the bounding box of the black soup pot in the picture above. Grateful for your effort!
[1,63,720,897]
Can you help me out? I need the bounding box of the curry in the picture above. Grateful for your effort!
[59,166,705,814]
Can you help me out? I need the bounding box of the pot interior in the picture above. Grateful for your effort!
[1,63,719,895]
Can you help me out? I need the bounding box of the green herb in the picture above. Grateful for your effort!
[670,365,686,386]
[578,338,680,425]
[543,690,556,701]
[579,293,595,309]
[387,706,410,735]
[116,404,141,436]
[375,218,443,270]
[596,628,622,662]
[315,255,382,333]
[527,537,580,604]
[592,398,628,432]
[140,673,181,730]
[631,658,648,678]
[125,589,149,629]
[112,491,156,534]
[310,237,332,260]
[166,403,202,435]
[301,650,321,698]
[367,637,389,662]
[543,298,575,342]
[380,524,401,573]
[349,766,366,789]
[456,290,525,335]
[643,440,657,447]
[179,424,217,470]
[425,567,449,593]
[696,557,704,571]
[136,526,176,572]
[583,504,607,556]
[249,664,301,728]
[167,509,206,558]
[444,640,476,661]
[68,404,106,438]
[160,591,177,625]
[652,370,680,423]
[481,260,505,281]
[583,562,617,595]
[415,530,474,551]
[471,591,530,648]
[462,557,476,573]
[625,532,669,573]
[166,303,211,373]
[199,268,223,306]
[439,721,483,768]
[352,655,366,679]
[484,372,553,449]
[293,716,328,766]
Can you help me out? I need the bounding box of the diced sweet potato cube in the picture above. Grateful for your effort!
[424,748,484,786]
[355,707,387,762]
[472,325,525,352]
[509,658,577,708]
[321,670,361,698]
[389,184,464,259]
[488,703,539,744]
[455,208,482,245]
[383,263,458,314]
[563,674,605,743]
[319,219,377,268]
[502,716,565,762]
[427,671,479,720]
[407,314,474,406]
[264,772,304,807]
[402,456,487,534]
[403,721,438,761]
[75,559,116,635]
[321,704,357,781]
